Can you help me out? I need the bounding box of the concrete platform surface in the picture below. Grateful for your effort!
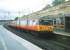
[0,25,42,50]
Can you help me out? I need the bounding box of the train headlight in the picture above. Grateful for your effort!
[48,26,54,31]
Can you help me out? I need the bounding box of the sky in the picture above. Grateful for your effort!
[0,0,54,20]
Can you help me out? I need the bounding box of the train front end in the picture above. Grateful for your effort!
[38,19,54,32]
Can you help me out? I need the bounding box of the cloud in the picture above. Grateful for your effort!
[0,0,53,12]
[0,0,53,20]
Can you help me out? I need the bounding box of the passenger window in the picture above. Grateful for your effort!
[33,20,35,22]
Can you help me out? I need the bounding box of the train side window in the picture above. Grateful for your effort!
[33,20,35,22]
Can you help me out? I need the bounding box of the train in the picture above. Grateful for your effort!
[8,16,54,36]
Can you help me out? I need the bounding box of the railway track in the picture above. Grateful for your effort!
[4,25,70,50]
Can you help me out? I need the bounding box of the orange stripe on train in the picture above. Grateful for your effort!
[15,25,53,32]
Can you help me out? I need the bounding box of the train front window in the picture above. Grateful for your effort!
[39,19,53,25]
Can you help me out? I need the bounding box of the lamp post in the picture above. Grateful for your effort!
[8,11,10,20]
[18,11,20,28]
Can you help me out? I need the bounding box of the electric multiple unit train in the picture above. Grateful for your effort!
[8,16,54,36]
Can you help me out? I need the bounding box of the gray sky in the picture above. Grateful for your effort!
[0,0,54,20]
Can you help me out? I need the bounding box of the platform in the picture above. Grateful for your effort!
[54,28,70,36]
[0,25,42,50]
